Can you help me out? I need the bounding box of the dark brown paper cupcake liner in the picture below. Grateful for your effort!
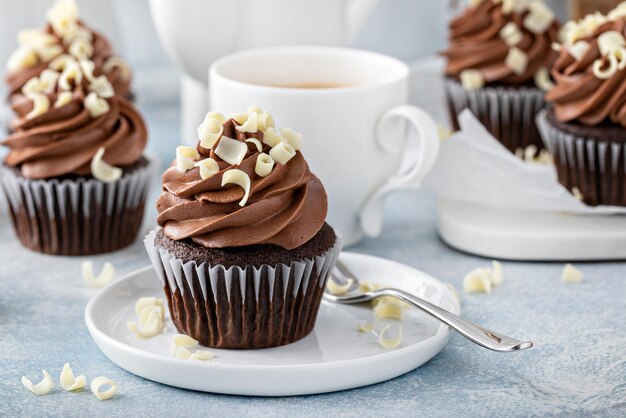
[536,110,626,207]
[144,228,342,349]
[445,78,547,154]
[0,159,152,255]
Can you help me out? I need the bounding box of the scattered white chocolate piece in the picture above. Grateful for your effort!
[269,142,296,165]
[221,169,251,206]
[500,22,523,46]
[138,305,163,326]
[561,263,583,283]
[534,67,555,92]
[25,93,50,120]
[236,111,258,133]
[7,45,38,71]
[176,145,200,172]
[572,187,584,201]
[214,136,248,166]
[463,268,492,294]
[255,153,274,177]
[374,302,403,320]
[22,370,54,396]
[60,363,86,391]
[175,346,192,359]
[90,376,117,400]
[245,138,263,153]
[505,47,528,76]
[356,322,374,333]
[127,307,164,338]
[102,56,132,81]
[82,259,116,288]
[197,118,223,149]
[280,127,303,150]
[194,158,220,180]
[262,127,287,147]
[134,297,164,319]
[378,325,403,349]
[47,0,79,37]
[460,69,484,91]
[325,277,354,296]
[523,1,555,34]
[91,148,122,183]
[54,91,74,108]
[170,334,199,356]
[190,350,216,361]
[84,92,110,118]
[491,261,504,286]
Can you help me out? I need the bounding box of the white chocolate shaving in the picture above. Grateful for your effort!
[176,145,200,172]
[22,70,60,95]
[190,350,216,361]
[91,147,122,182]
[90,376,117,401]
[138,305,163,326]
[127,307,163,338]
[247,105,263,114]
[194,158,220,180]
[221,169,251,207]
[245,138,263,152]
[356,322,374,333]
[568,41,590,61]
[22,370,54,395]
[534,67,554,92]
[500,22,523,46]
[26,93,50,120]
[79,59,95,81]
[18,29,56,48]
[262,127,287,147]
[236,111,258,133]
[257,112,275,131]
[460,69,484,91]
[59,61,82,91]
[501,0,529,15]
[102,56,132,81]
[326,277,354,296]
[269,141,296,165]
[505,47,528,76]
[598,31,626,56]
[491,260,504,286]
[374,302,403,320]
[63,26,92,45]
[54,91,74,108]
[47,0,79,37]
[280,127,303,150]
[255,153,274,177]
[523,1,555,34]
[7,45,38,71]
[37,44,63,62]
[203,111,226,124]
[561,263,583,283]
[69,37,93,61]
[134,297,164,318]
[89,75,114,98]
[593,53,620,79]
[378,325,403,349]
[49,54,77,71]
[197,118,223,149]
[463,268,492,294]
[60,363,86,391]
[214,136,248,166]
[82,259,115,288]
[170,334,199,356]
[175,347,192,359]
[229,112,249,125]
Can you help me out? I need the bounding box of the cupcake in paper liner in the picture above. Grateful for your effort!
[442,0,560,154]
[145,108,342,349]
[0,54,149,255]
[539,4,626,206]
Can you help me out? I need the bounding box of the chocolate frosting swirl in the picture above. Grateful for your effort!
[156,119,328,250]
[2,87,147,179]
[443,0,560,85]
[6,22,131,100]
[546,19,626,127]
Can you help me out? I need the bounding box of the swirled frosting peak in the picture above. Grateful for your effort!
[443,0,560,88]
[546,4,626,127]
[156,108,328,250]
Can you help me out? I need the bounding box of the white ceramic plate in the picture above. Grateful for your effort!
[85,252,459,396]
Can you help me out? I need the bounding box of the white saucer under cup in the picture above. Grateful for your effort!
[85,252,459,396]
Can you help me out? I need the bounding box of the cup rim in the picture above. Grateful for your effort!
[209,46,409,95]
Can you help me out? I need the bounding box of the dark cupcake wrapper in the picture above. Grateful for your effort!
[445,78,547,154]
[0,158,153,255]
[144,228,343,349]
[536,110,626,207]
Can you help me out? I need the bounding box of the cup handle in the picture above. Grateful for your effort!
[360,105,440,237]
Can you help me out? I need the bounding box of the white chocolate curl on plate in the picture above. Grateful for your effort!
[280,127,303,150]
[356,322,374,333]
[263,127,287,147]
[176,145,200,172]
[170,334,199,356]
[91,147,122,183]
[90,376,117,400]
[214,136,248,166]
[374,302,403,320]
[325,277,354,296]
[102,56,132,81]
[378,325,403,349]
[236,111,258,133]
[25,93,50,120]
[269,142,296,165]
[22,370,54,395]
[82,260,116,288]
[221,169,251,206]
[175,347,192,359]
[255,153,274,177]
[194,158,220,180]
[127,306,164,338]
[84,92,110,118]
[190,350,216,361]
[561,263,583,283]
[245,138,263,153]
[134,297,164,319]
[198,116,224,149]
[60,363,86,391]
[229,112,248,125]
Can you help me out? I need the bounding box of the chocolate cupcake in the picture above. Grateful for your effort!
[5,0,132,103]
[443,0,560,154]
[144,108,342,349]
[538,4,626,206]
[0,54,150,255]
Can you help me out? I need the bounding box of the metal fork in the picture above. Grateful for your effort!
[324,260,533,352]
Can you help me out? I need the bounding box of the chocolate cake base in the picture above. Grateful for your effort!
[148,225,340,349]
[0,158,151,255]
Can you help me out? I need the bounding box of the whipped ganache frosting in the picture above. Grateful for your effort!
[156,108,328,250]
[443,0,560,89]
[5,0,132,99]
[546,4,626,127]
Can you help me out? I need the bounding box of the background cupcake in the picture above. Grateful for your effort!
[0,52,150,255]
[5,0,132,103]
[443,0,560,155]
[538,3,626,206]
[145,108,341,349]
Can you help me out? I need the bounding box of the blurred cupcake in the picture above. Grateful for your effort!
[5,0,132,103]
[144,108,342,349]
[443,0,560,154]
[0,54,150,255]
[538,3,626,206]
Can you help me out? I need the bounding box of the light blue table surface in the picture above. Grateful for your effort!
[1,100,625,418]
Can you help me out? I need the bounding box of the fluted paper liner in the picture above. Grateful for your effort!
[144,228,343,349]
[537,110,626,207]
[445,78,547,154]
[0,158,153,255]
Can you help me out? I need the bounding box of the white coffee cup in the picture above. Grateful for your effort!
[210,47,440,246]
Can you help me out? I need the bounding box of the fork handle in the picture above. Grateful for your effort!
[382,288,533,352]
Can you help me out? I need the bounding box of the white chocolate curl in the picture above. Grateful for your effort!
[91,147,122,182]
[247,105,263,114]
[22,70,60,95]
[236,111,258,133]
[59,61,82,90]
[222,169,251,206]
[568,41,591,61]
[257,112,275,131]
[127,307,164,338]
[561,263,583,283]
[84,92,110,118]
[82,259,116,288]
[523,0,555,34]
[374,302,403,320]
[60,363,86,391]
[26,94,50,120]
[245,138,263,152]
[356,322,374,333]
[597,31,626,56]
[269,141,296,165]
[326,277,354,296]
[463,268,493,294]
[255,153,274,177]
[170,334,199,356]
[214,136,248,166]
[460,69,484,91]
[280,127,303,150]
[204,111,226,124]
[534,67,554,92]
[176,145,200,172]
[505,47,528,76]
[69,37,93,60]
[593,53,620,79]
[197,117,223,149]
[18,29,56,48]
[47,0,79,37]
[49,54,77,71]
[7,45,38,71]
[194,158,219,180]
[499,22,523,46]
[89,75,115,98]
[263,127,287,147]
[90,376,117,401]
[229,112,248,124]
[134,297,164,319]
[379,325,403,349]
[54,91,73,108]
[102,56,132,81]
[22,370,54,395]
[175,347,192,359]
[190,350,216,361]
